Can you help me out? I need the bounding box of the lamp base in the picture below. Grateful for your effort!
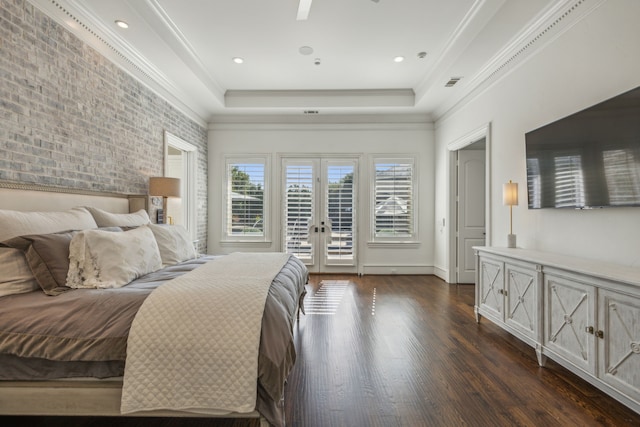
[507,234,517,248]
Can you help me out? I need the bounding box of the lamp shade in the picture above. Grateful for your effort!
[149,177,181,198]
[503,181,518,206]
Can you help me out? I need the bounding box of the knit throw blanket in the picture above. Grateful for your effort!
[121,252,291,415]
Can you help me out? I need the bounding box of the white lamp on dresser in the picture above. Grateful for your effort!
[503,180,518,248]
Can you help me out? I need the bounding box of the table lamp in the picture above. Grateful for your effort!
[503,180,518,248]
[149,177,181,224]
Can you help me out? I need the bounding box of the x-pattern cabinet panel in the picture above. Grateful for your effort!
[475,253,541,356]
[543,273,596,374]
[599,289,640,404]
[476,256,504,322]
[505,263,539,341]
[474,247,640,415]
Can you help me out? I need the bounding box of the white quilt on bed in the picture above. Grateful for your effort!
[120,252,291,415]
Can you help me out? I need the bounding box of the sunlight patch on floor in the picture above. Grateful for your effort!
[305,280,349,315]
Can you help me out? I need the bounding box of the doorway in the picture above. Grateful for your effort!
[164,131,197,240]
[282,157,358,273]
[447,123,491,284]
[456,141,486,283]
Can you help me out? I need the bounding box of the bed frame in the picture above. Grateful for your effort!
[0,181,270,427]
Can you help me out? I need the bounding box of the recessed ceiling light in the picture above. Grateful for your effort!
[115,20,129,29]
[393,56,405,63]
[299,46,314,55]
[232,57,244,64]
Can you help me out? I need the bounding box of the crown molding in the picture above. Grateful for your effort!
[414,0,506,102]
[29,0,208,127]
[130,0,225,102]
[225,89,416,109]
[209,113,432,131]
[434,0,607,122]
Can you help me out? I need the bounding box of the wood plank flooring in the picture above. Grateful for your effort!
[3,274,640,426]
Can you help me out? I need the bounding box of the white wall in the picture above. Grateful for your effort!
[434,0,640,275]
[208,118,435,274]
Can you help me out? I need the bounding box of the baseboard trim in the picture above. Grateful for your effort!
[360,264,433,276]
[433,266,449,283]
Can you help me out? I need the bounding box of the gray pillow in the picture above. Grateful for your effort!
[2,227,122,296]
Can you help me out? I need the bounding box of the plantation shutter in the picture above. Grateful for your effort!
[374,160,414,238]
[325,163,354,261]
[227,162,265,236]
[284,163,314,259]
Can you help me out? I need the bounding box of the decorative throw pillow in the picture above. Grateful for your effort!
[66,225,162,289]
[0,207,97,242]
[2,227,122,296]
[3,231,77,296]
[86,207,150,228]
[148,224,198,266]
[0,248,39,298]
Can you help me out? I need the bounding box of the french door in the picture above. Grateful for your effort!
[282,157,357,273]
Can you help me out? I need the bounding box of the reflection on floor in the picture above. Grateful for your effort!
[303,280,349,315]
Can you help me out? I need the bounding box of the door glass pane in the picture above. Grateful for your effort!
[326,164,354,262]
[284,163,314,260]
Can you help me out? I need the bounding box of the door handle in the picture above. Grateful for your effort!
[321,227,325,232]
[314,227,319,232]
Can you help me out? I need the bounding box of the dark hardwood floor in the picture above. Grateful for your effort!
[3,274,640,426]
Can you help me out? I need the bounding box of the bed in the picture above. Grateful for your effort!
[0,182,308,427]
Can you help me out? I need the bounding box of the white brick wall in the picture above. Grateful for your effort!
[0,0,208,250]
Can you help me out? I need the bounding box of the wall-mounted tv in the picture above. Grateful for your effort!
[525,86,640,209]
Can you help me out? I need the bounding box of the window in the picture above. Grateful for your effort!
[372,157,416,241]
[224,156,269,241]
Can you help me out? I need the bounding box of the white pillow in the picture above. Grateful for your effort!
[66,225,162,289]
[148,224,198,266]
[0,207,97,242]
[86,207,150,228]
[0,248,39,298]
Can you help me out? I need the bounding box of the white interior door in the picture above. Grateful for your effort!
[282,158,357,273]
[457,148,486,283]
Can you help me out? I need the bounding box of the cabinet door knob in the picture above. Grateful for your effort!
[596,330,604,339]
[585,326,594,334]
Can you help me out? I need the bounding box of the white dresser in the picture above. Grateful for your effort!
[474,246,640,414]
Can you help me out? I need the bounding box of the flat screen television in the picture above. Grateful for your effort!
[525,86,640,209]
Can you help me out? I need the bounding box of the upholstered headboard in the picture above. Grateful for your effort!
[0,181,147,213]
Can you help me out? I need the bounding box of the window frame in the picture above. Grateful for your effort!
[369,155,419,245]
[222,155,270,243]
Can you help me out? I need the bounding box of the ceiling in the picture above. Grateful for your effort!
[32,0,582,123]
